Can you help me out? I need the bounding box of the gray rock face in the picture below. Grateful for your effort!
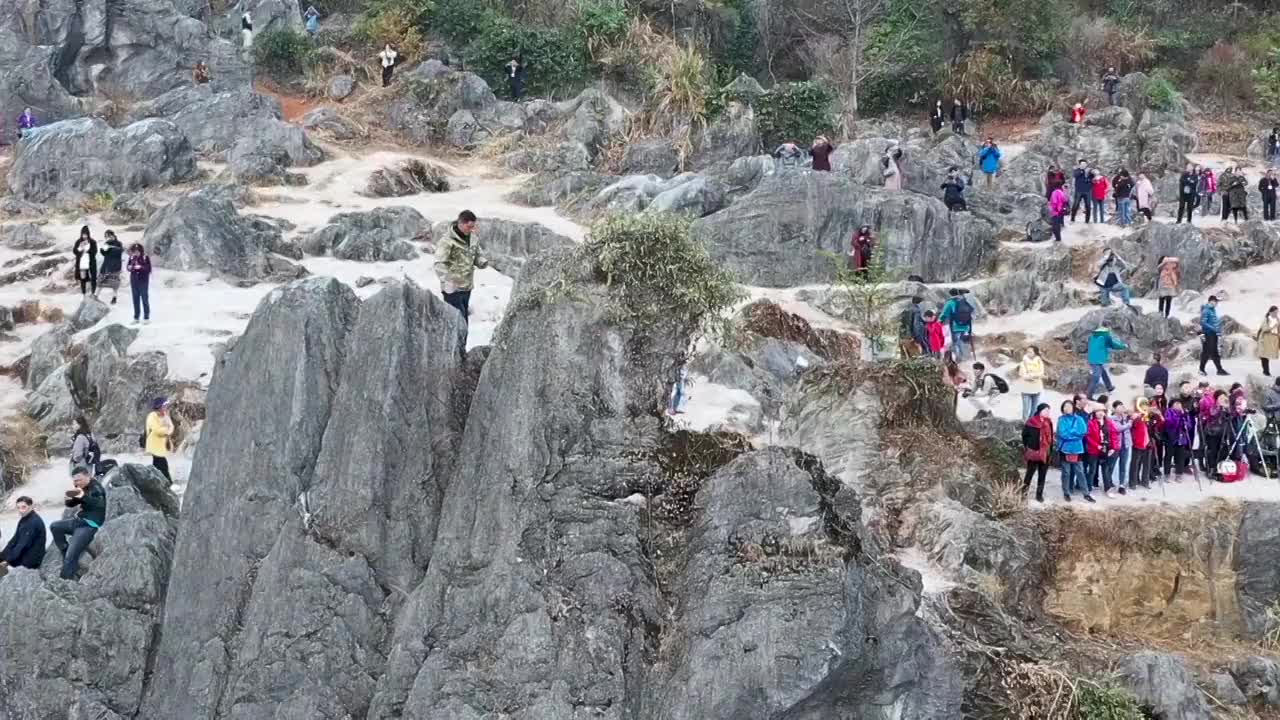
[1237,502,1280,640]
[1229,656,1280,706]
[299,107,367,141]
[302,207,427,262]
[144,186,308,282]
[506,171,611,207]
[0,223,55,250]
[0,461,178,719]
[386,71,498,145]
[67,296,110,331]
[0,0,250,122]
[328,74,355,101]
[557,87,627,156]
[691,172,1000,287]
[431,217,575,278]
[622,139,681,177]
[693,101,760,168]
[8,118,196,203]
[25,323,73,390]
[502,141,593,175]
[1055,306,1189,364]
[141,278,465,720]
[969,270,1089,316]
[364,160,450,197]
[224,135,309,186]
[590,173,728,218]
[1116,652,1212,720]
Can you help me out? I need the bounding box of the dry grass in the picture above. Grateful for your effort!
[740,300,859,363]
[11,299,64,325]
[0,415,48,493]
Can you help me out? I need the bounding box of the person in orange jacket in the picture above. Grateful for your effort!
[1090,170,1110,224]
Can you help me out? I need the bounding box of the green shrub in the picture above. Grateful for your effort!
[1253,50,1280,112]
[463,16,589,97]
[752,82,835,150]
[575,0,629,63]
[1074,684,1147,720]
[253,29,315,79]
[1144,69,1183,112]
[713,0,758,77]
[354,0,433,49]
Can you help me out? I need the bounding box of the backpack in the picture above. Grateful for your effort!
[952,298,974,327]
[1022,423,1042,451]
[76,432,102,468]
[990,374,1009,393]
[139,431,147,449]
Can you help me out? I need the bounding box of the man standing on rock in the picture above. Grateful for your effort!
[435,210,489,335]
[1071,159,1091,223]
[1177,163,1198,224]
[1,496,46,571]
[1102,67,1120,106]
[1113,169,1135,226]
[379,44,399,87]
[1199,295,1229,377]
[977,138,1001,188]
[50,467,106,580]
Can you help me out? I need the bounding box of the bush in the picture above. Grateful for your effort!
[253,29,315,79]
[1195,41,1253,107]
[1254,50,1280,112]
[1144,69,1183,112]
[354,0,433,49]
[752,82,834,150]
[943,48,1055,116]
[431,0,496,41]
[575,0,629,63]
[463,17,589,97]
[1074,684,1147,720]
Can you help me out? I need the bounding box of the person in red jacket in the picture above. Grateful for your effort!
[1091,171,1110,224]
[1130,397,1154,490]
[1045,164,1067,201]
[1021,403,1053,502]
[1085,403,1122,496]
[923,310,946,356]
[1070,102,1086,124]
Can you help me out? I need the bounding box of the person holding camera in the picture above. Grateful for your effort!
[50,466,106,580]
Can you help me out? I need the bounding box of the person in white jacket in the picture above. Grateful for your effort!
[241,11,253,49]
[379,44,398,87]
[1135,173,1155,221]
[1017,346,1046,420]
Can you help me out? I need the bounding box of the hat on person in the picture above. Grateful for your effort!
[152,397,170,410]
[1209,295,1219,302]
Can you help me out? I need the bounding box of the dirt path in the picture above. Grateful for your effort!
[254,82,326,122]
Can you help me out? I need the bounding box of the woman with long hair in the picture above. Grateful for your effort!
[1258,305,1280,377]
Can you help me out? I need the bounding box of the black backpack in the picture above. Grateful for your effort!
[953,298,974,326]
[990,374,1009,393]
[75,432,102,468]
[1022,423,1042,451]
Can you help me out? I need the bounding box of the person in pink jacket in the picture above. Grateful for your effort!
[1049,186,1070,242]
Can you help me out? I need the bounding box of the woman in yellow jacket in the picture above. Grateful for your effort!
[1016,345,1046,420]
[146,397,175,481]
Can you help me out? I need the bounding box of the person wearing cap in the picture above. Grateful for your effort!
[146,398,175,482]
[1086,325,1127,397]
[49,466,106,579]
[1199,295,1228,376]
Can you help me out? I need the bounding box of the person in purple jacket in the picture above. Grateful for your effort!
[16,108,36,138]
[1162,398,1195,481]
[127,243,152,324]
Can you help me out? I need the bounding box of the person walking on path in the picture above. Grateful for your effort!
[810,136,834,171]
[72,226,98,296]
[1049,184,1069,242]
[1155,256,1180,318]
[1113,169,1135,226]
[127,243,151,323]
[1057,400,1093,502]
[1261,170,1279,221]
[505,56,525,100]
[1071,160,1092,223]
[1229,173,1250,222]
[16,107,37,139]
[1102,68,1120,106]
[50,466,106,580]
[849,225,874,271]
[434,210,489,333]
[0,496,46,570]
[1086,325,1128,397]
[1090,170,1110,223]
[1094,250,1135,308]
[929,100,944,134]
[146,398,175,482]
[1220,167,1237,221]
[940,289,976,361]
[1200,295,1229,376]
[1135,172,1155,221]
[98,230,124,304]
[1177,163,1198,224]
[1017,346,1046,420]
[977,139,1002,188]
[1022,403,1053,503]
[1199,167,1217,214]
[241,11,253,49]
[376,44,396,87]
[1258,305,1280,376]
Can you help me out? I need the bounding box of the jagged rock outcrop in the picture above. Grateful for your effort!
[364,160,450,197]
[7,118,196,203]
[1117,652,1212,720]
[501,141,593,174]
[968,270,1089,315]
[1106,221,1280,293]
[0,463,178,718]
[691,172,1000,286]
[506,171,612,207]
[1055,306,1189,363]
[692,100,760,168]
[302,206,427,262]
[430,217,575,278]
[1238,502,1280,640]
[622,139,680,177]
[0,223,55,250]
[223,136,309,186]
[144,186,307,282]
[589,173,729,218]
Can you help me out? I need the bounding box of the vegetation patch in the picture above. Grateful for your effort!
[1000,661,1151,720]
[0,415,47,494]
[253,29,316,81]
[739,299,859,363]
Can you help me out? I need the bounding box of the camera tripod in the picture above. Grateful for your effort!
[1222,414,1272,480]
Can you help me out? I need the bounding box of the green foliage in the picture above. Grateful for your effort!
[1143,68,1183,112]
[354,0,433,49]
[826,250,897,358]
[586,213,744,344]
[252,29,315,79]
[463,18,589,97]
[957,0,1069,74]
[752,82,834,150]
[1254,50,1280,112]
[859,0,945,113]
[713,0,758,77]
[431,0,497,40]
[576,0,629,62]
[1074,684,1147,720]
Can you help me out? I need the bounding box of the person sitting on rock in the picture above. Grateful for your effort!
[810,135,834,171]
[929,100,944,134]
[50,466,106,580]
[72,225,98,297]
[16,107,36,139]
[941,168,967,211]
[127,242,152,323]
[773,141,804,168]
[967,362,1007,417]
[1,496,46,571]
[1101,67,1120,106]
[1070,102,1086,124]
[977,138,1001,188]
[1093,250,1136,309]
[435,210,489,335]
[99,229,124,304]
[193,61,210,85]
[849,225,874,272]
[1086,324,1128,397]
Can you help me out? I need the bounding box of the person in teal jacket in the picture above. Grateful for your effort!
[939,288,976,361]
[1086,325,1128,397]
[977,138,1002,187]
[1056,400,1093,502]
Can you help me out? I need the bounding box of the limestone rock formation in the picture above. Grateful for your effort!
[0,223,55,250]
[7,118,196,203]
[1056,306,1189,364]
[144,186,308,282]
[364,160,450,197]
[430,217,575,278]
[302,207,427,262]
[506,171,612,207]
[1116,652,1212,720]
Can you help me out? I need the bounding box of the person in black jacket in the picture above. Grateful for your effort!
[1071,159,1091,223]
[950,99,967,134]
[1102,67,1120,106]
[1176,163,1198,224]
[50,466,106,580]
[72,225,98,296]
[99,229,124,304]
[505,56,526,100]
[929,100,944,133]
[941,170,967,211]
[1261,169,1279,221]
[1,496,46,570]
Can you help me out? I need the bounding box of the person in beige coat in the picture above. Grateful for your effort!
[1259,305,1280,376]
[1155,256,1180,318]
[1017,346,1046,420]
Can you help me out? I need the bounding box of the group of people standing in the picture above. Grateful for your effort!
[1177,163,1280,224]
[71,226,153,323]
[1045,160,1148,240]
[929,99,971,135]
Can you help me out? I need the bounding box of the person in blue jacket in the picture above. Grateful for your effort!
[977,138,1002,188]
[1,496,46,570]
[1056,400,1094,502]
[1199,296,1228,376]
[1086,325,1128,397]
